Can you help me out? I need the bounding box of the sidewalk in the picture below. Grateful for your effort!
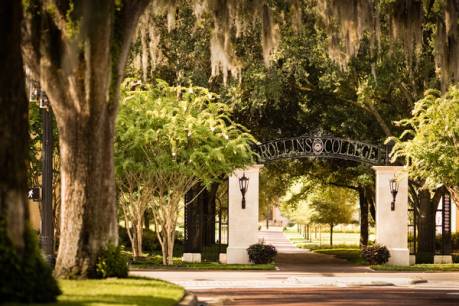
[258,228,370,273]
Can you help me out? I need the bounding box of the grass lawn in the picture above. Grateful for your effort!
[284,231,369,249]
[7,278,184,306]
[130,255,275,270]
[371,264,459,272]
[314,248,368,265]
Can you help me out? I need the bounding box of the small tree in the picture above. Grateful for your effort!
[309,187,356,247]
[390,87,459,204]
[118,173,151,259]
[116,80,255,264]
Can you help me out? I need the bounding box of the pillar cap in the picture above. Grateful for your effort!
[372,165,407,173]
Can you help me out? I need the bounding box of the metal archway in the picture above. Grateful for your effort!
[255,132,389,166]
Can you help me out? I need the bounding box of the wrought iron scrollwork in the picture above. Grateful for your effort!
[255,133,389,165]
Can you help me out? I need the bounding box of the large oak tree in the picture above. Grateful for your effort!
[0,1,60,302]
[21,0,280,278]
[22,0,151,278]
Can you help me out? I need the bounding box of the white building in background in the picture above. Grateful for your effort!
[271,206,289,227]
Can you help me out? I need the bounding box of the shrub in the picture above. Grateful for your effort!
[0,223,61,303]
[247,243,277,264]
[119,227,184,255]
[452,233,459,251]
[95,244,129,278]
[452,253,459,263]
[118,226,130,249]
[434,233,459,253]
[143,230,159,253]
[361,244,390,265]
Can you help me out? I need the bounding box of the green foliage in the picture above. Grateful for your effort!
[390,86,459,191]
[130,255,275,270]
[361,244,391,265]
[309,186,356,226]
[117,79,256,187]
[119,227,160,253]
[116,79,256,264]
[371,264,459,272]
[142,230,160,253]
[281,177,317,225]
[0,222,61,303]
[306,244,361,250]
[314,248,368,265]
[95,244,129,279]
[453,232,459,251]
[259,167,292,219]
[247,242,277,264]
[128,0,416,216]
[56,278,184,306]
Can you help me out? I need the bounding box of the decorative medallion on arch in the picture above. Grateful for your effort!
[255,131,389,165]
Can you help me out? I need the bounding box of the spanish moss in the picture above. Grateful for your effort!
[318,0,459,87]
[136,0,282,84]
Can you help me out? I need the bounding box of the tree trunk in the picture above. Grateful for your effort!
[330,224,333,247]
[0,1,59,302]
[161,225,175,265]
[161,238,168,265]
[131,226,139,258]
[0,0,28,255]
[22,0,150,278]
[129,219,144,259]
[167,233,174,265]
[135,220,143,259]
[54,112,118,278]
[358,187,369,247]
[417,189,436,263]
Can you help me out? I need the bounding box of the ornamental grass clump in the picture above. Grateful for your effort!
[247,242,277,264]
[361,244,391,265]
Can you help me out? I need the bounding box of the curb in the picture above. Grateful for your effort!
[177,291,198,306]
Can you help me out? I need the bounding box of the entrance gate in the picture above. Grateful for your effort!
[183,132,411,266]
[256,132,389,165]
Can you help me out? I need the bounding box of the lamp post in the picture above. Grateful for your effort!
[389,176,399,211]
[30,82,54,265]
[238,172,249,209]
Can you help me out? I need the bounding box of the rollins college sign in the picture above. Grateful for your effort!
[256,133,388,165]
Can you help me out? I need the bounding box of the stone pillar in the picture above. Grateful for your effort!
[373,166,410,266]
[226,165,262,264]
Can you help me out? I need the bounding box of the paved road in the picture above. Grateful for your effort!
[130,228,459,304]
[193,288,459,305]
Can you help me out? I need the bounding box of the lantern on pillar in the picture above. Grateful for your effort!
[389,176,399,211]
[238,172,249,209]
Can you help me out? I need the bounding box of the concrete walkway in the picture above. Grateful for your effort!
[258,228,369,273]
[130,228,459,290]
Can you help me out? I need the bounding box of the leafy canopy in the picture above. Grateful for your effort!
[309,186,356,226]
[116,79,256,187]
[390,86,459,192]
